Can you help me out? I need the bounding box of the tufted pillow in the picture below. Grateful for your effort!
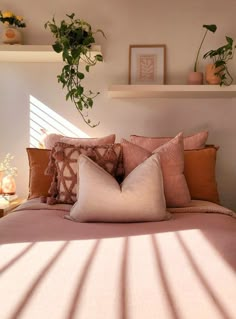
[66,154,169,223]
[130,131,208,151]
[43,133,116,149]
[121,133,191,208]
[45,142,122,204]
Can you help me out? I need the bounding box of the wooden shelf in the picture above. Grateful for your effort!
[0,44,102,62]
[108,85,236,98]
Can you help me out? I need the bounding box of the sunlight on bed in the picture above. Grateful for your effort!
[29,95,89,147]
[0,230,235,319]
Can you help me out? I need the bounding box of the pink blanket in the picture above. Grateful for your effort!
[0,199,235,319]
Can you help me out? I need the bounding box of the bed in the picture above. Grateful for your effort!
[0,131,236,319]
[0,199,235,319]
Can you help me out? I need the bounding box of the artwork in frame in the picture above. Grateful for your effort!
[129,45,166,85]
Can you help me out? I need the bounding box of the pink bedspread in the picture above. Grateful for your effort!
[0,199,235,319]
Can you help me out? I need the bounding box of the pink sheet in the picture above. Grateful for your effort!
[0,199,235,319]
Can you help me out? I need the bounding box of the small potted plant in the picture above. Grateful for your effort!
[188,24,217,84]
[45,13,105,127]
[0,10,26,44]
[203,36,235,86]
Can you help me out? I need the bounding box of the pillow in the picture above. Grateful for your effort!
[46,143,122,204]
[67,154,169,222]
[121,133,191,208]
[26,148,53,199]
[130,130,208,151]
[184,147,220,203]
[43,133,116,149]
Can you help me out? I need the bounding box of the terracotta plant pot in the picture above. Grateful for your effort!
[205,63,222,85]
[2,26,23,44]
[187,72,203,85]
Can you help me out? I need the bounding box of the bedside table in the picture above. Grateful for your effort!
[0,198,25,218]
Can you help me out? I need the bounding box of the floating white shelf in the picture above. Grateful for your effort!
[108,84,236,98]
[0,44,102,62]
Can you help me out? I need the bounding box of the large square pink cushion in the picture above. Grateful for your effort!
[130,131,208,152]
[122,133,191,207]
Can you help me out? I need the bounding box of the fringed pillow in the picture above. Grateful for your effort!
[45,142,122,204]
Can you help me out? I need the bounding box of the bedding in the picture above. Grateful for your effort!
[184,146,220,203]
[26,148,52,199]
[43,133,116,149]
[121,133,191,207]
[68,154,168,222]
[130,130,208,151]
[0,198,235,319]
[45,143,122,204]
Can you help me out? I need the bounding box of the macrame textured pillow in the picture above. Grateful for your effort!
[45,142,122,204]
[67,154,169,223]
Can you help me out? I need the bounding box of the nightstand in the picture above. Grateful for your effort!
[0,198,25,218]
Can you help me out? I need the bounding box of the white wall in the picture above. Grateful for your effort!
[1,0,236,210]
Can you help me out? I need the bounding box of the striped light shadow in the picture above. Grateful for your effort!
[29,95,89,147]
[175,232,234,319]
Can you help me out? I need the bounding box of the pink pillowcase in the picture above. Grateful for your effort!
[121,133,191,208]
[43,133,116,149]
[130,131,208,152]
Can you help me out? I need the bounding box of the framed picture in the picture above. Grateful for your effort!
[129,44,166,85]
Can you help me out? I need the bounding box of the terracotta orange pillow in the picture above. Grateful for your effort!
[26,148,53,199]
[184,147,220,203]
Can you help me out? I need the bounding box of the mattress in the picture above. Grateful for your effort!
[0,199,235,319]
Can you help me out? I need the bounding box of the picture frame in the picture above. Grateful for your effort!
[129,44,166,85]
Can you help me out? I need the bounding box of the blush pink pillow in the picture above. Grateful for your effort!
[130,131,208,152]
[43,133,116,149]
[122,133,191,208]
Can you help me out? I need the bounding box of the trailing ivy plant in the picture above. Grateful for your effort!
[45,13,105,127]
[203,36,236,86]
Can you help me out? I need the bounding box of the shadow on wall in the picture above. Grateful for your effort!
[29,95,90,147]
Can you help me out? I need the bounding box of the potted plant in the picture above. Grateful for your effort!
[203,36,235,86]
[0,10,26,44]
[45,13,105,127]
[188,24,217,84]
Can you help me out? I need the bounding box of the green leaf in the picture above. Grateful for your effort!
[77,72,85,80]
[95,54,103,62]
[66,91,71,101]
[226,36,233,46]
[87,98,93,107]
[52,42,63,53]
[76,101,83,111]
[203,24,217,33]
[67,13,75,20]
[215,60,226,67]
[85,65,90,72]
[77,85,84,95]
[49,24,58,34]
